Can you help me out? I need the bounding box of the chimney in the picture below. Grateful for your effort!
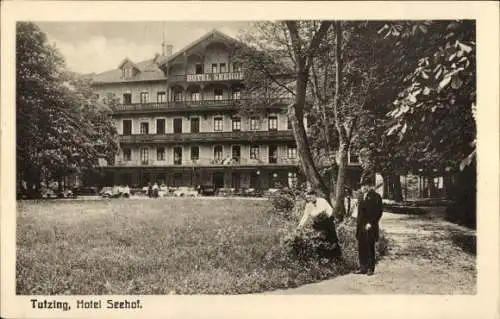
[165,44,173,57]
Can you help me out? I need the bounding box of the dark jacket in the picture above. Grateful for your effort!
[356,190,383,241]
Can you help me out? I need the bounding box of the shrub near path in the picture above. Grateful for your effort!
[17,198,372,295]
[267,211,476,294]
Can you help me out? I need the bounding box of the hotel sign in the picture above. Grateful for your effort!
[187,72,243,82]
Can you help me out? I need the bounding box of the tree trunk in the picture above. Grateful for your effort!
[403,174,407,201]
[388,175,395,200]
[419,175,424,198]
[383,172,396,200]
[427,176,437,198]
[392,174,403,202]
[382,173,390,199]
[333,144,348,221]
[285,20,332,200]
[443,175,453,199]
[289,103,329,198]
[331,21,347,220]
[329,181,336,207]
[25,164,41,198]
[328,164,337,204]
[289,44,329,197]
[58,176,64,192]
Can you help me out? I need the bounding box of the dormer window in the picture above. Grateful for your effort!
[122,67,133,79]
[119,58,140,79]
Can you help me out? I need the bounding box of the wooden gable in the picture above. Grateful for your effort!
[162,30,238,66]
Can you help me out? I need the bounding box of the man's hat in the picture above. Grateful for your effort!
[360,179,371,186]
[306,189,317,196]
[360,172,372,186]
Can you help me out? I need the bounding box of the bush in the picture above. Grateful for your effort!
[445,201,476,229]
[268,188,305,220]
[266,192,389,283]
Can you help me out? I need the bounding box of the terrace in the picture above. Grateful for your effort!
[118,130,295,144]
[111,98,292,115]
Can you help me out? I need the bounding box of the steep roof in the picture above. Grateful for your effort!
[91,29,239,85]
[91,58,166,84]
[118,57,140,71]
[157,29,240,66]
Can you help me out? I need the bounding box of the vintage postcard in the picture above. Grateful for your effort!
[1,1,499,318]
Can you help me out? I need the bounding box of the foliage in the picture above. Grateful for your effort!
[16,22,118,194]
[268,187,306,220]
[383,20,476,172]
[342,20,477,203]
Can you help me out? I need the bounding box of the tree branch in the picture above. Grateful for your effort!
[333,21,343,139]
[310,58,322,103]
[306,21,333,71]
[250,60,296,96]
[322,52,330,104]
[280,23,297,66]
[285,21,302,62]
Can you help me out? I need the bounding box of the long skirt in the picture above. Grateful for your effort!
[311,214,341,259]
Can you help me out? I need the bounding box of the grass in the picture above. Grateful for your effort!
[17,198,374,295]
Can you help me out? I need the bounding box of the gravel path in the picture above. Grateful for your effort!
[266,211,476,294]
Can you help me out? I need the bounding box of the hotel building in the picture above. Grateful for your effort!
[91,29,360,190]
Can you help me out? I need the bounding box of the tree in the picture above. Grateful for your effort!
[237,20,475,218]
[16,22,118,197]
[308,22,386,215]
[347,21,475,203]
[237,21,376,221]
[381,20,476,223]
[236,21,333,198]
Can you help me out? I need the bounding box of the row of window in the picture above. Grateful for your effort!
[120,88,241,104]
[102,87,295,104]
[122,63,241,80]
[123,116,287,135]
[122,144,297,164]
[122,62,241,79]
[193,62,241,75]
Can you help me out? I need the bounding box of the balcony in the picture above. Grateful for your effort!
[112,156,299,168]
[111,98,292,115]
[119,130,295,145]
[168,74,187,83]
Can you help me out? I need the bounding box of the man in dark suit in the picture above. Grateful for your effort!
[355,179,383,276]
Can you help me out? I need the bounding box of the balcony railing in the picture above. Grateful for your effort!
[112,156,299,168]
[119,130,295,144]
[168,74,187,82]
[111,98,292,114]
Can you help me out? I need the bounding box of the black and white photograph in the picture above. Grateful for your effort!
[1,1,499,319]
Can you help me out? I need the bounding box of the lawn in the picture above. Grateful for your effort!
[16,198,357,295]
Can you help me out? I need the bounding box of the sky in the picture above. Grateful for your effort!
[35,21,252,74]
